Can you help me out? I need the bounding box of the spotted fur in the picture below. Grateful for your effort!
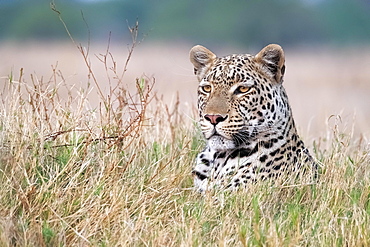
[190,44,315,192]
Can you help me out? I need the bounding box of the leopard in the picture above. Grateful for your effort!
[189,44,316,192]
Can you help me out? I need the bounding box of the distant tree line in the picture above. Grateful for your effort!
[1,0,369,47]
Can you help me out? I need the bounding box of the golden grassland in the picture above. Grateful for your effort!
[1,41,370,137]
[0,41,369,246]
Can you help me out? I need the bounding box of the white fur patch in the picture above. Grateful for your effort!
[208,135,235,150]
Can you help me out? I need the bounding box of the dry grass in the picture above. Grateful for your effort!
[0,26,369,247]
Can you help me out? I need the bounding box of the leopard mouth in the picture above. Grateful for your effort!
[206,128,232,140]
[204,122,253,142]
[208,132,223,139]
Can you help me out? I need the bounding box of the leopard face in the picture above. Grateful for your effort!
[192,44,288,151]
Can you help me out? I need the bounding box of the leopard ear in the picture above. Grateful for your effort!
[255,44,285,83]
[190,45,217,82]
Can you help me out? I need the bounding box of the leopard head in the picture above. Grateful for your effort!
[190,44,289,150]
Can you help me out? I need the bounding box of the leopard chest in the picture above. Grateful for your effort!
[193,136,308,191]
[213,143,285,179]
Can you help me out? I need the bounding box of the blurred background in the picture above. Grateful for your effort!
[0,0,369,138]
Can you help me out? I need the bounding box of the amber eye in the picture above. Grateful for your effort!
[235,86,250,94]
[201,85,212,93]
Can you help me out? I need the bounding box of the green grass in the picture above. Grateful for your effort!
[0,50,369,246]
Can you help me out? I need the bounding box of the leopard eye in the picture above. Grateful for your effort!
[235,86,250,94]
[201,85,212,93]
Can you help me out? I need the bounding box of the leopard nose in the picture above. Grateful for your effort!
[204,114,228,125]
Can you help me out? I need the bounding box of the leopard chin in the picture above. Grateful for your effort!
[207,135,235,151]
